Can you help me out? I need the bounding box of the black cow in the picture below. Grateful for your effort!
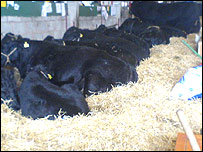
[130,1,202,34]
[1,66,20,111]
[31,44,138,96]
[1,33,31,67]
[63,26,149,65]
[159,25,187,38]
[19,64,90,120]
[119,18,187,47]
[119,18,169,47]
[95,25,150,54]
[1,38,33,77]
[139,25,187,47]
[1,39,138,96]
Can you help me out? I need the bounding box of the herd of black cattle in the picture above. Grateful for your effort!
[1,1,202,120]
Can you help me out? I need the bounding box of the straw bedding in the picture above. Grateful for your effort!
[1,34,202,151]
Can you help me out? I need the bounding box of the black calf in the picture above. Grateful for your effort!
[19,65,90,120]
[95,25,150,56]
[119,18,187,47]
[63,27,149,66]
[1,38,138,97]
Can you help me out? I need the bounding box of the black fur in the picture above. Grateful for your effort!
[1,66,20,111]
[19,64,90,120]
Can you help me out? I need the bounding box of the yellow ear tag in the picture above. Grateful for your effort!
[47,74,52,79]
[80,33,83,38]
[24,42,29,48]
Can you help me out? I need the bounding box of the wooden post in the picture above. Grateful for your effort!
[176,109,201,151]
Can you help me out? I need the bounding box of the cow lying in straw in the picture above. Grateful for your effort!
[1,38,138,96]
[18,64,90,120]
[62,26,149,66]
[119,18,187,48]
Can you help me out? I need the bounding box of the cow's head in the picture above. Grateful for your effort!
[1,33,20,66]
[1,40,21,67]
[1,37,32,77]
[63,26,85,41]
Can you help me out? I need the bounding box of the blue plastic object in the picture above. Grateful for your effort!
[170,64,202,101]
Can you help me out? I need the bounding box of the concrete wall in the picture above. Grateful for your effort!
[1,7,129,40]
[1,16,67,40]
[79,16,118,30]
[1,1,129,40]
[1,15,128,40]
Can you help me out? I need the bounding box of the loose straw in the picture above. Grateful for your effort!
[176,109,200,151]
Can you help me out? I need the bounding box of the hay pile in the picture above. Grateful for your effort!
[1,34,202,151]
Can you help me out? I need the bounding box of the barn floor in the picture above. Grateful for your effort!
[1,34,202,151]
